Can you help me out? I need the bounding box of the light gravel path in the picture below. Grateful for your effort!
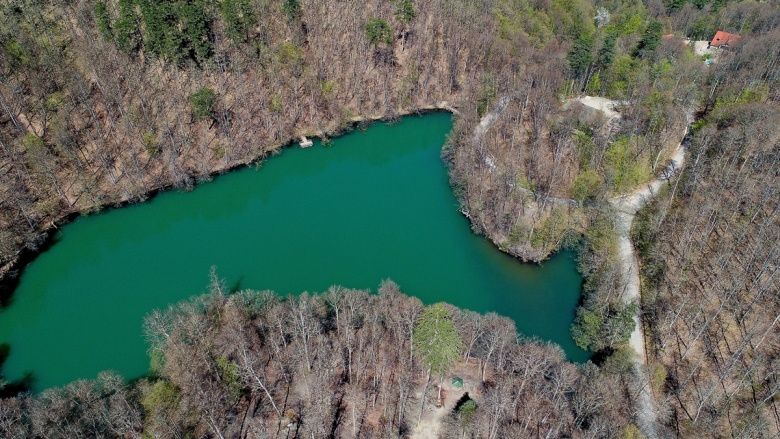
[469,96,692,439]
[580,95,691,439]
[608,123,688,439]
[575,95,625,120]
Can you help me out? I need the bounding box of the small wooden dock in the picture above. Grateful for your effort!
[299,136,313,148]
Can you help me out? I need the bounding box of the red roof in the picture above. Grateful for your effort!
[710,31,741,47]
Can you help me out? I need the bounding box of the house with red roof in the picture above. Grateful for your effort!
[709,31,741,49]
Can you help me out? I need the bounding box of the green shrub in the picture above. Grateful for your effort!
[142,380,180,414]
[320,80,336,95]
[189,87,217,120]
[567,33,593,79]
[571,169,603,201]
[114,0,141,53]
[365,18,393,46]
[571,307,604,351]
[396,0,415,24]
[282,0,300,21]
[605,55,638,98]
[276,41,303,65]
[572,128,595,167]
[220,0,256,42]
[516,174,535,191]
[584,209,616,256]
[633,20,662,58]
[650,362,667,393]
[571,302,636,351]
[94,1,113,40]
[530,209,569,249]
[269,94,283,113]
[413,304,463,377]
[476,75,497,117]
[601,345,635,374]
[586,71,602,95]
[215,356,243,401]
[21,133,45,151]
[3,40,31,66]
[142,131,159,156]
[597,32,617,69]
[605,137,649,192]
[493,0,554,47]
[458,399,477,425]
[621,424,645,439]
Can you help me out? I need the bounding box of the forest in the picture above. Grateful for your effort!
[0,282,638,438]
[0,0,778,437]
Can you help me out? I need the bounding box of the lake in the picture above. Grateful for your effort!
[0,112,588,390]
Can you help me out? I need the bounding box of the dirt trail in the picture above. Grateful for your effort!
[410,399,448,439]
[410,363,480,439]
[469,96,692,439]
[608,123,688,439]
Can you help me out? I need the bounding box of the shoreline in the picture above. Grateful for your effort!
[470,94,693,439]
[0,102,459,294]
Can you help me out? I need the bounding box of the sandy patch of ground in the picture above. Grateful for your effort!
[410,360,482,439]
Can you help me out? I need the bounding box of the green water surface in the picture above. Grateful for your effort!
[0,112,588,389]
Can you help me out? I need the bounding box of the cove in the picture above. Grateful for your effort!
[0,112,588,390]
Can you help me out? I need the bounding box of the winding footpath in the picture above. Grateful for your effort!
[474,96,692,439]
[609,123,688,439]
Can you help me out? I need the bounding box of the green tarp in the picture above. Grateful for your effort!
[451,376,464,388]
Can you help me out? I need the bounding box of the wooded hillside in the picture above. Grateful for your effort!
[1,0,779,437]
[633,23,780,437]
[0,283,636,438]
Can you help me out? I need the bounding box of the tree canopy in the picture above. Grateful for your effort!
[365,18,394,46]
[413,303,463,377]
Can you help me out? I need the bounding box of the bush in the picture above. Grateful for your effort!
[530,209,569,249]
[631,199,667,286]
[396,0,415,24]
[94,1,112,40]
[458,399,477,425]
[3,40,30,66]
[571,307,605,351]
[568,33,593,79]
[142,131,159,156]
[269,94,283,113]
[601,345,635,374]
[142,380,180,415]
[633,20,662,58]
[571,302,636,351]
[21,132,45,151]
[282,0,300,21]
[215,356,243,401]
[605,137,649,192]
[114,0,141,53]
[476,75,496,117]
[571,169,604,201]
[189,87,217,120]
[365,18,393,46]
